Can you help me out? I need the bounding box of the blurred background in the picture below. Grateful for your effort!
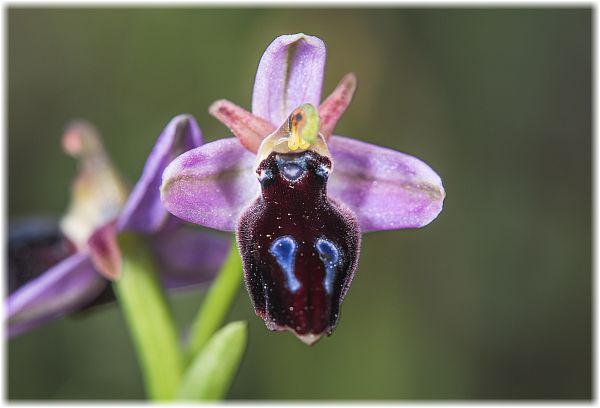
[8,8,591,400]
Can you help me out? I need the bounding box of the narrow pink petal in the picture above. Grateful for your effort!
[88,221,122,280]
[161,138,259,231]
[319,73,357,140]
[252,33,326,125]
[328,136,445,232]
[209,99,275,153]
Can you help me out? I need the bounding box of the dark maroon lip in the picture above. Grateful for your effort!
[237,150,361,344]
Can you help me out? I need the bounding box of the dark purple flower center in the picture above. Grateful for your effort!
[237,150,360,343]
[8,219,77,294]
[8,218,116,312]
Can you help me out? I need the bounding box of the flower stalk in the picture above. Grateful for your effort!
[186,236,243,360]
[8,115,248,400]
[113,233,184,401]
[115,233,246,401]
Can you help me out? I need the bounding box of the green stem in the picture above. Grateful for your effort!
[113,233,184,401]
[186,236,243,360]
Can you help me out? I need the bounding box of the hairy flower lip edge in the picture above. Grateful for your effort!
[234,179,364,346]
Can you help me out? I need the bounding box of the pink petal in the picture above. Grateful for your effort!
[252,33,326,125]
[319,73,358,140]
[88,221,122,280]
[328,136,445,232]
[209,99,275,153]
[118,114,203,233]
[7,252,106,338]
[161,138,259,231]
[151,219,231,289]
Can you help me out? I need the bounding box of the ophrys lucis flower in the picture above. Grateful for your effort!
[161,33,445,345]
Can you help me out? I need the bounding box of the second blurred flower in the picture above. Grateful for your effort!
[7,116,229,338]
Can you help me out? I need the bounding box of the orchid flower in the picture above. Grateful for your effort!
[7,116,229,338]
[161,33,446,345]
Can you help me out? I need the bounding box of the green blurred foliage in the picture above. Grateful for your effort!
[8,8,591,400]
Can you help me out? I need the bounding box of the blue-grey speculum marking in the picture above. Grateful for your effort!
[315,238,341,294]
[276,154,309,181]
[269,236,301,292]
[281,162,304,181]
